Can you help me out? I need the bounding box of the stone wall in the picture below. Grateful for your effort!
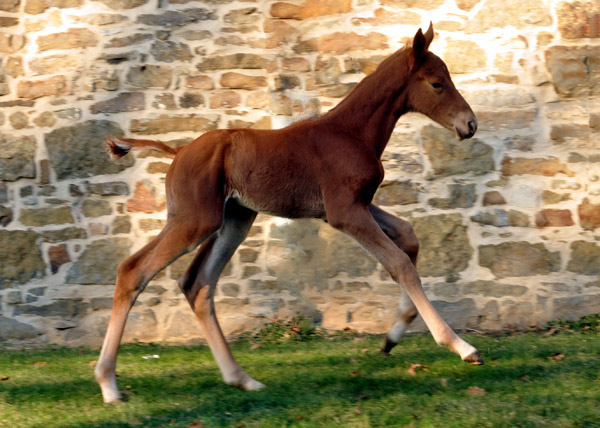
[0,0,599,345]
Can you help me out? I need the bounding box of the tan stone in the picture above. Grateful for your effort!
[305,32,388,54]
[37,28,97,51]
[535,209,574,227]
[263,19,299,48]
[126,180,166,214]
[209,91,241,109]
[5,56,23,77]
[29,55,80,75]
[557,1,600,39]
[578,198,600,230]
[185,75,214,90]
[455,0,480,11]
[380,0,444,10]
[130,114,218,135]
[282,57,310,72]
[443,40,486,74]
[465,0,552,33]
[501,157,574,177]
[0,33,25,53]
[482,191,506,206]
[270,0,352,19]
[17,75,69,99]
[545,46,600,97]
[220,72,268,90]
[0,0,20,12]
[9,112,28,129]
[34,112,55,127]
[351,8,420,26]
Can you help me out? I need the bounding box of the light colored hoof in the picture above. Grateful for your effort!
[462,351,484,365]
[242,377,266,391]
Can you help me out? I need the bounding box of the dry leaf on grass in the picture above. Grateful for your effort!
[188,422,204,428]
[33,361,48,368]
[551,352,565,361]
[1,376,9,381]
[466,386,486,396]
[439,378,448,387]
[88,360,98,367]
[407,363,429,376]
[250,343,262,350]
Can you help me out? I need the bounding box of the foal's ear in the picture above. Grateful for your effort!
[412,22,434,65]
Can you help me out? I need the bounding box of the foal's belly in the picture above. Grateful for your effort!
[229,185,326,219]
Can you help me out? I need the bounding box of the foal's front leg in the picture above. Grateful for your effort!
[179,200,265,390]
[327,202,483,364]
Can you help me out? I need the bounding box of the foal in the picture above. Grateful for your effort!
[96,24,481,403]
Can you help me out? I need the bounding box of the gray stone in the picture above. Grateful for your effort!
[41,227,87,242]
[429,298,479,329]
[479,242,561,278]
[220,283,239,297]
[196,54,274,71]
[111,216,131,234]
[45,121,132,181]
[126,65,172,89]
[90,92,145,114]
[137,8,215,26]
[500,300,534,328]
[0,230,46,288]
[0,134,36,181]
[567,241,600,275]
[463,280,528,298]
[87,181,129,196]
[429,184,477,209]
[19,206,74,226]
[66,238,132,284]
[554,295,600,320]
[5,290,21,304]
[151,41,192,63]
[90,297,113,311]
[374,180,419,206]
[96,0,148,9]
[421,126,494,178]
[432,282,459,298]
[0,316,39,341]
[13,298,88,318]
[545,46,600,97]
[470,209,530,227]
[411,214,473,278]
[82,199,112,218]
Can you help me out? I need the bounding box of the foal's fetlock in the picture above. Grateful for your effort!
[380,336,398,355]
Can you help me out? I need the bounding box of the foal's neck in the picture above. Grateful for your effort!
[324,49,412,158]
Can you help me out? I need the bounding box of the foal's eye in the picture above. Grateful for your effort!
[431,82,443,90]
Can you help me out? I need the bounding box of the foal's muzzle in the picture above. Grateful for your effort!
[455,118,478,140]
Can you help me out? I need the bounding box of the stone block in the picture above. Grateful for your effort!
[29,55,80,75]
[295,32,388,55]
[373,180,419,206]
[502,156,574,177]
[197,54,275,72]
[37,28,97,51]
[429,184,477,209]
[126,65,172,89]
[411,213,473,278]
[0,133,36,181]
[542,190,570,205]
[479,242,561,278]
[179,93,204,109]
[130,114,218,135]
[557,1,600,39]
[151,40,192,63]
[87,181,129,196]
[471,209,530,227]
[48,243,69,274]
[126,180,165,214]
[567,241,600,275]
[443,40,486,74]
[553,295,600,320]
[270,0,351,19]
[13,298,88,318]
[0,33,25,53]
[463,280,528,298]
[545,46,600,97]
[209,91,241,109]
[0,316,39,341]
[0,230,46,287]
[464,0,552,33]
[45,121,132,180]
[220,72,268,90]
[66,238,132,284]
[20,206,74,226]
[535,209,574,227]
[421,126,494,178]
[82,199,112,218]
[105,33,152,49]
[482,191,506,206]
[0,205,12,226]
[41,227,87,242]
[185,75,214,90]
[17,75,68,99]
[578,198,600,230]
[137,8,215,27]
[90,92,145,114]
[0,0,20,12]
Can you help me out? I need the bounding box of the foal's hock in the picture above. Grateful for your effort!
[95,23,482,404]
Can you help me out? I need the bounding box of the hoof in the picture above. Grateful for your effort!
[380,336,397,355]
[462,351,484,365]
[242,377,266,391]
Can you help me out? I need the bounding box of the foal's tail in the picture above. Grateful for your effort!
[106,137,181,159]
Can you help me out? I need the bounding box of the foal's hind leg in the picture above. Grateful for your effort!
[95,218,220,403]
[369,205,419,353]
[179,199,264,391]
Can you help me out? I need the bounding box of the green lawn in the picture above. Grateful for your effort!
[0,328,599,428]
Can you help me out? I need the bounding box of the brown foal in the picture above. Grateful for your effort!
[96,24,482,403]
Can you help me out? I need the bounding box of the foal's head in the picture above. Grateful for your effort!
[405,24,477,140]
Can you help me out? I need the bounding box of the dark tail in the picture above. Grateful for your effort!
[105,137,180,159]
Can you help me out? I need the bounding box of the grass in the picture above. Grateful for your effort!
[0,320,599,428]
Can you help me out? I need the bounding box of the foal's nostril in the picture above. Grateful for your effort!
[468,120,477,134]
